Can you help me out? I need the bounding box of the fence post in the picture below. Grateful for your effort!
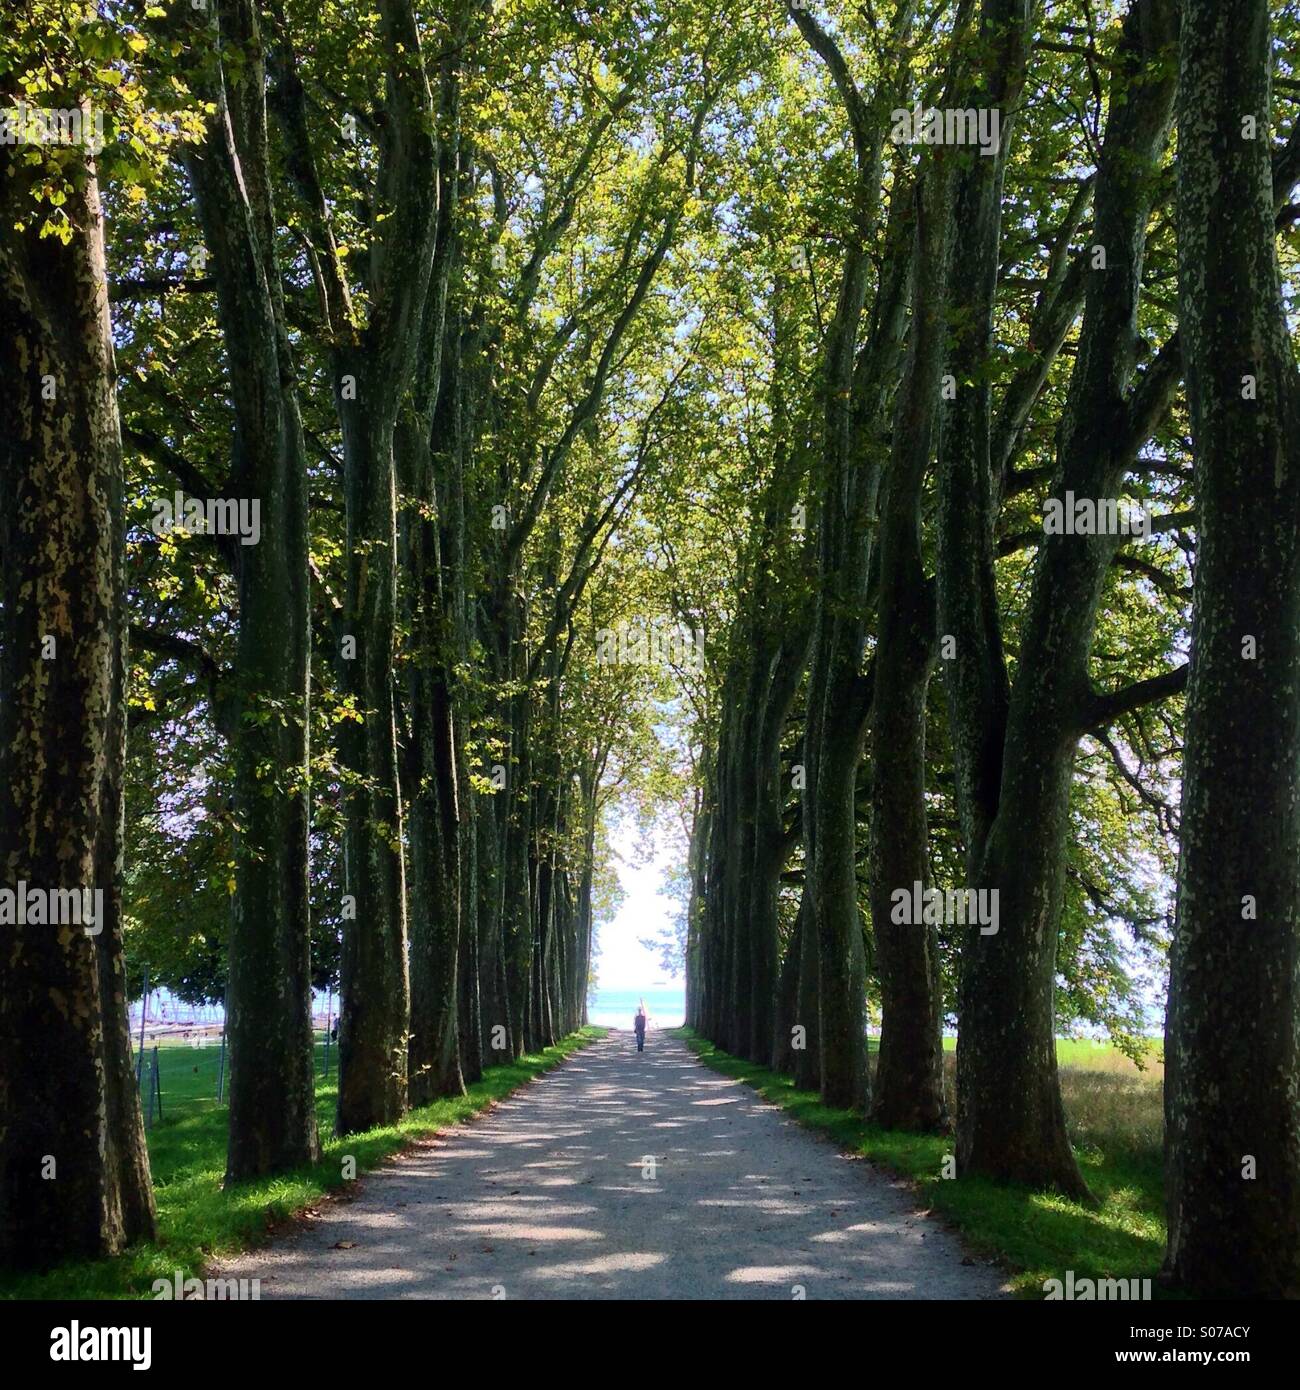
[135,966,148,1087]
[145,1045,159,1129]
[324,988,333,1079]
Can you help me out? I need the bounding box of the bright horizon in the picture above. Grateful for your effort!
[588,822,684,1016]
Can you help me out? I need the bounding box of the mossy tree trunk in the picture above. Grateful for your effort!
[868,155,953,1134]
[1162,0,1300,1299]
[185,0,320,1183]
[0,141,156,1268]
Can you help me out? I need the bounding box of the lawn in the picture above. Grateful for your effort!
[673,1027,1167,1298]
[0,1026,605,1300]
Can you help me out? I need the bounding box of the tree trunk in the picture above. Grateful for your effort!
[809,696,870,1110]
[401,421,464,1107]
[772,896,806,1073]
[0,146,157,1268]
[1162,0,1300,1299]
[869,163,951,1134]
[186,0,319,1182]
[337,401,412,1132]
[477,773,509,1061]
[791,880,822,1092]
[791,0,914,1118]
[940,0,1175,1199]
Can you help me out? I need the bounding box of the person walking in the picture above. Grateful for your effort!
[633,1005,648,1053]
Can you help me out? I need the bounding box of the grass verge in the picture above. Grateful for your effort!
[672,1026,1166,1298]
[2,1026,605,1300]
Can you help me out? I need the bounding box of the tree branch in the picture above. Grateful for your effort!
[1081,662,1188,733]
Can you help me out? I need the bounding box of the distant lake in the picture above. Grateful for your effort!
[588,985,685,1028]
[132,983,690,1034]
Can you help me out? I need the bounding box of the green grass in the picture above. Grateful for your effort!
[673,1027,1166,1298]
[937,1033,1164,1070]
[1,1026,605,1300]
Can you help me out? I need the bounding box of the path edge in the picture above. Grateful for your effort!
[670,1027,1015,1296]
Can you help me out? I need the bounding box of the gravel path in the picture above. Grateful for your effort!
[216,1029,1007,1299]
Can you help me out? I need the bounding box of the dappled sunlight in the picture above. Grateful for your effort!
[217,1032,1005,1300]
[454,1223,607,1243]
[530,1253,668,1279]
[724,1264,823,1283]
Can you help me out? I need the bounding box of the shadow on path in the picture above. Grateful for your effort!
[217,1029,1006,1300]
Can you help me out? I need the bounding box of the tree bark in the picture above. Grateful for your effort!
[337,396,413,1131]
[402,54,466,1105]
[1162,0,1300,1298]
[791,878,822,1092]
[772,896,806,1074]
[401,418,464,1106]
[939,0,1184,1200]
[790,2,917,1112]
[869,163,951,1133]
[186,0,319,1182]
[332,0,441,1133]
[0,141,157,1268]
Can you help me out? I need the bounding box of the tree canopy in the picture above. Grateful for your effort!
[2,0,1299,1299]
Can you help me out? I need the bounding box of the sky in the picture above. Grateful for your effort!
[589,822,684,993]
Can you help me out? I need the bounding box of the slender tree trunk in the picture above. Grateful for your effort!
[402,422,464,1106]
[684,790,708,1031]
[792,0,912,1118]
[809,696,870,1110]
[747,719,784,1063]
[337,403,412,1131]
[724,692,758,1056]
[800,240,877,1112]
[317,0,439,1135]
[772,896,807,1073]
[791,878,822,1092]
[707,724,736,1047]
[869,163,951,1134]
[575,772,600,1031]
[186,0,319,1181]
[477,774,508,1061]
[457,775,483,1081]
[746,595,808,1060]
[503,696,534,1056]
